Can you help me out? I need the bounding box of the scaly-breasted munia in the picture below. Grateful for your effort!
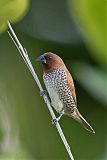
[37,52,95,133]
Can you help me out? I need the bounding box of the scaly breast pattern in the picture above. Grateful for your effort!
[43,68,76,113]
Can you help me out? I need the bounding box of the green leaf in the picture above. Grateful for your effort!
[17,0,83,44]
[0,0,29,33]
[72,62,107,106]
[68,0,106,68]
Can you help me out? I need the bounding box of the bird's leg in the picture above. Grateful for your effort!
[52,111,64,126]
[40,90,47,97]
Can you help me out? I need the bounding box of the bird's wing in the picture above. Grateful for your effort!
[66,69,77,105]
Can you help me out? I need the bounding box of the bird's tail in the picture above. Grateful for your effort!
[71,109,95,134]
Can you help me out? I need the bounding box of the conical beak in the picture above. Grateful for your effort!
[36,55,46,64]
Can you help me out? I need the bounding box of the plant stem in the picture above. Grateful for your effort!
[7,22,75,160]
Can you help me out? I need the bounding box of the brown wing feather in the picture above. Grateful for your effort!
[65,69,77,105]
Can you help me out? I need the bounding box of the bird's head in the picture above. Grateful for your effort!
[36,52,65,72]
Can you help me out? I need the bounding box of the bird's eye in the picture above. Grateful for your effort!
[48,56,52,60]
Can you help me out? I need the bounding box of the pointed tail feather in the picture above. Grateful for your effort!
[78,113,95,134]
[71,109,95,134]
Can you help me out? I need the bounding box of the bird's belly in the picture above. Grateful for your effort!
[47,87,63,113]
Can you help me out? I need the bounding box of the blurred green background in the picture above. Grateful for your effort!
[0,0,106,160]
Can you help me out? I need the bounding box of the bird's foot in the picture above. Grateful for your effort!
[52,111,64,126]
[52,118,58,126]
[40,90,47,97]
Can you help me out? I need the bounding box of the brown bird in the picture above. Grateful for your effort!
[37,52,95,133]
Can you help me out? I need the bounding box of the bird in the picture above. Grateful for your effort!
[36,52,95,133]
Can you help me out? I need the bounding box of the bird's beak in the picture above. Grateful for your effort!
[36,55,46,64]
